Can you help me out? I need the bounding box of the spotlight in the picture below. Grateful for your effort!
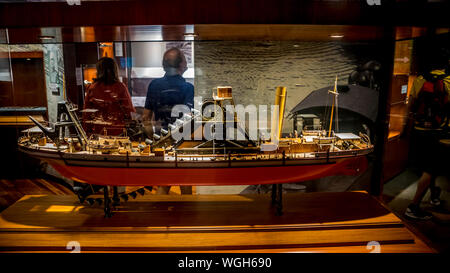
[330,34,344,38]
[161,128,168,135]
[153,134,160,140]
[38,35,55,40]
[183,33,198,40]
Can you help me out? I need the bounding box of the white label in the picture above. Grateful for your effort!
[50,83,60,95]
[401,85,408,94]
[115,42,123,57]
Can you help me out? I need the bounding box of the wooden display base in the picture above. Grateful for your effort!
[0,191,433,253]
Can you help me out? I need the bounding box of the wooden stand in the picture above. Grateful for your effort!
[0,192,433,253]
[271,184,283,216]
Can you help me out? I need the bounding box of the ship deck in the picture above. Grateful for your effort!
[0,191,433,253]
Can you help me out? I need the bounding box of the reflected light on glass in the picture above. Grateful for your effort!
[38,36,55,40]
[330,34,344,38]
[45,205,76,212]
[131,25,163,41]
[183,33,198,41]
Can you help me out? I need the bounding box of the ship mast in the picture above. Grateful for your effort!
[327,76,339,137]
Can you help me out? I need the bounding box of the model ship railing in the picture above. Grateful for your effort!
[20,143,371,161]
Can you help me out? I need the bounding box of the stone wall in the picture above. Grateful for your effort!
[194,41,379,132]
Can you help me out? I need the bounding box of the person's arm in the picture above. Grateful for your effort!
[122,83,136,112]
[142,82,156,137]
[82,84,93,121]
[402,77,422,136]
[83,84,92,109]
[184,83,194,109]
[118,83,136,120]
[142,108,153,122]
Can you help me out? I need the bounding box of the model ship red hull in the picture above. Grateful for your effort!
[41,155,367,186]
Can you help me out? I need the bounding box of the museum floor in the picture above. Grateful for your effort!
[382,169,450,253]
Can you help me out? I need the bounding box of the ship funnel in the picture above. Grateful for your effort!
[271,86,287,142]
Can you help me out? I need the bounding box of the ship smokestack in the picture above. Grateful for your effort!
[271,86,287,142]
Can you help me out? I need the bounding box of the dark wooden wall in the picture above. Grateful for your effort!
[0,54,47,108]
[0,0,448,28]
[0,81,14,107]
[63,43,99,108]
[10,57,47,107]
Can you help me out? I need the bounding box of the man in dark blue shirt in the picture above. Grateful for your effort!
[142,47,194,195]
[143,47,194,135]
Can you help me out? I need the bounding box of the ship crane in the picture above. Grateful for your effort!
[29,101,88,150]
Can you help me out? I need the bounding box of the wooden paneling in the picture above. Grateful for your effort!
[0,115,44,126]
[10,57,47,107]
[5,25,388,44]
[9,52,43,59]
[0,179,73,213]
[393,40,413,75]
[195,24,385,42]
[62,43,83,108]
[0,81,14,107]
[75,43,98,66]
[382,137,410,183]
[0,1,448,28]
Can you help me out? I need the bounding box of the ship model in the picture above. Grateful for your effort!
[18,79,373,216]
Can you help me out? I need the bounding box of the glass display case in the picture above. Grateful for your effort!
[0,0,448,254]
[0,24,395,200]
[0,23,448,211]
